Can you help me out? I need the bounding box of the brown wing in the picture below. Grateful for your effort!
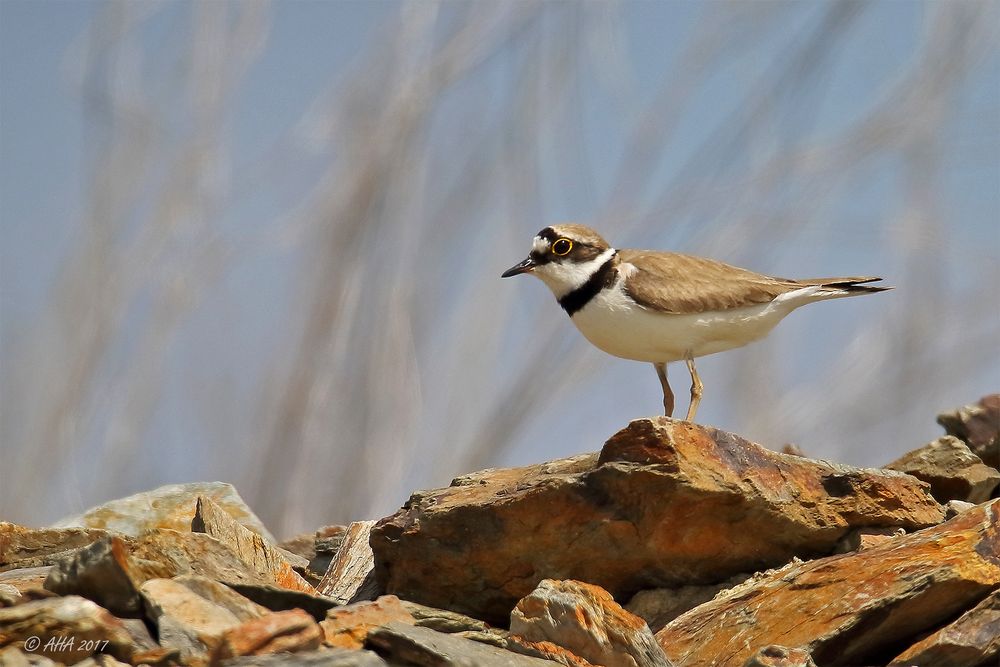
[618,250,801,314]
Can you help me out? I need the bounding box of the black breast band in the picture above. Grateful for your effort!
[558,256,617,317]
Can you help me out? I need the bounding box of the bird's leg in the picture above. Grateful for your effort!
[684,354,703,422]
[654,362,674,417]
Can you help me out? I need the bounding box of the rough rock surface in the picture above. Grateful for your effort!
[52,481,275,542]
[743,645,817,667]
[0,595,138,663]
[0,566,51,597]
[890,587,1000,665]
[938,394,1000,468]
[886,435,1000,503]
[219,648,388,666]
[656,499,1000,667]
[510,579,670,667]
[317,520,379,604]
[139,577,245,659]
[214,608,323,659]
[0,523,109,571]
[321,595,416,649]
[366,621,557,666]
[44,531,265,615]
[626,573,750,633]
[372,418,944,623]
[192,496,315,594]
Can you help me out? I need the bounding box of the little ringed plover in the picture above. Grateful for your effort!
[501,224,890,421]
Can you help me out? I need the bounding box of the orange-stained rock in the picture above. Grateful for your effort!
[506,636,597,667]
[372,418,943,624]
[192,496,315,594]
[214,609,323,659]
[509,579,670,667]
[52,482,275,543]
[320,594,415,649]
[938,394,1000,469]
[0,523,109,570]
[743,645,816,667]
[655,499,1000,667]
[890,587,1000,665]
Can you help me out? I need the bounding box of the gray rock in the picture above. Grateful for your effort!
[890,587,1000,666]
[887,436,1000,503]
[937,394,1000,469]
[139,577,244,661]
[0,647,60,667]
[626,574,750,633]
[944,499,976,519]
[317,520,380,604]
[225,581,338,622]
[52,481,275,542]
[367,622,559,666]
[220,648,388,666]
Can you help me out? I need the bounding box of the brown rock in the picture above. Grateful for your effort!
[317,520,379,604]
[509,579,670,667]
[215,609,323,659]
[372,418,944,624]
[52,481,275,542]
[887,436,1000,503]
[321,595,416,650]
[655,499,1000,666]
[832,526,904,554]
[44,531,266,616]
[505,636,596,667]
[401,600,491,634]
[890,587,1000,665]
[139,577,244,660]
[0,647,60,666]
[937,394,1000,468]
[0,566,51,597]
[366,621,558,666]
[171,574,270,620]
[0,595,138,663]
[743,645,816,667]
[192,496,315,594]
[625,573,750,633]
[0,523,109,570]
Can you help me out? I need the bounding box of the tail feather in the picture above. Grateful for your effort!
[799,276,893,296]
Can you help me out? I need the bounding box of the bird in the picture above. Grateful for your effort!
[501,224,890,421]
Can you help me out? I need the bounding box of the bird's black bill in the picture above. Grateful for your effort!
[501,257,535,278]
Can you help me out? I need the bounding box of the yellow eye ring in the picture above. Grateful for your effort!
[552,238,573,256]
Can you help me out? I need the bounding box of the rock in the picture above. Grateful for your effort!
[0,595,138,663]
[219,647,388,666]
[365,621,557,666]
[0,584,21,606]
[320,595,416,650]
[279,525,346,585]
[0,647,60,666]
[509,579,671,667]
[44,531,264,616]
[832,526,904,554]
[937,394,1000,468]
[0,566,51,597]
[224,582,338,622]
[655,499,1000,667]
[215,609,323,659]
[886,436,1000,503]
[505,636,596,667]
[52,481,275,543]
[171,574,270,620]
[192,496,315,594]
[625,573,750,633]
[139,577,244,660]
[317,520,379,604]
[372,418,944,624]
[890,587,1000,665]
[743,645,817,667]
[944,499,976,519]
[401,600,492,634]
[73,656,132,667]
[0,523,109,570]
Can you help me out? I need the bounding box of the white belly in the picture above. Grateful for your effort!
[569,285,817,363]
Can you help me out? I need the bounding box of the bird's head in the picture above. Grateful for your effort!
[501,224,615,298]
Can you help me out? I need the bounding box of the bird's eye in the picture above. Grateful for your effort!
[552,238,573,256]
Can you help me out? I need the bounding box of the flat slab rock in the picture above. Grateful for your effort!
[655,499,1000,667]
[366,621,558,666]
[372,418,944,624]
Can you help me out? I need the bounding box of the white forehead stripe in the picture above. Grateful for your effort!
[532,236,549,254]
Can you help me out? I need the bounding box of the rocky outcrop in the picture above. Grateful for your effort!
[372,418,944,624]
[655,499,1000,666]
[2,397,998,667]
[887,435,1000,503]
[938,394,1000,468]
